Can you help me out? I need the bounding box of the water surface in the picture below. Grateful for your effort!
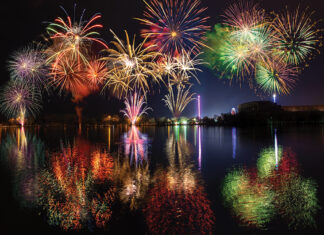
[0,125,323,234]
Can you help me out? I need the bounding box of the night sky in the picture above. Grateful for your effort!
[1,0,323,118]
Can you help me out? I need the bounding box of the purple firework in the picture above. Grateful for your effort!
[8,44,48,86]
[0,80,42,125]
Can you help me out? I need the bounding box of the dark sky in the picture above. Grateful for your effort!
[1,0,323,118]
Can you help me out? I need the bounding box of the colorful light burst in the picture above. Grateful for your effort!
[0,81,42,126]
[272,6,322,65]
[121,92,152,125]
[101,30,162,97]
[222,1,266,41]
[136,0,210,56]
[163,85,196,118]
[45,6,108,70]
[255,61,298,95]
[204,1,322,95]
[8,44,48,87]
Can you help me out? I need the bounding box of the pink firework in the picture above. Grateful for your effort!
[121,92,152,125]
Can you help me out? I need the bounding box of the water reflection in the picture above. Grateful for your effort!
[122,125,149,165]
[116,126,150,210]
[232,127,236,159]
[37,137,115,230]
[222,145,320,230]
[0,126,322,233]
[143,127,215,234]
[0,127,45,206]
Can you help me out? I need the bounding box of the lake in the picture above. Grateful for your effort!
[0,125,323,234]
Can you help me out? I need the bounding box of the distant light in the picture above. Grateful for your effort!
[273,93,276,103]
[231,107,236,115]
[197,95,201,119]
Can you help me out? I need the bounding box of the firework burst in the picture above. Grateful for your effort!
[223,1,266,42]
[163,85,195,118]
[8,44,48,86]
[102,30,162,96]
[86,59,108,87]
[136,0,210,56]
[255,61,298,95]
[0,81,42,125]
[121,92,152,125]
[48,58,87,96]
[272,6,322,65]
[45,5,108,76]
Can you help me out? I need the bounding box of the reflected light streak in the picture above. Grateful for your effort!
[197,95,201,119]
[232,127,236,159]
[123,126,149,166]
[274,129,278,169]
[198,126,201,170]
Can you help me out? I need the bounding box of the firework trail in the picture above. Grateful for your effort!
[163,85,195,118]
[121,92,152,125]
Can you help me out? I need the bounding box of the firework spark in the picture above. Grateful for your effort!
[102,30,162,97]
[8,44,48,87]
[121,92,152,125]
[136,0,210,56]
[45,6,108,77]
[255,61,298,95]
[163,85,195,118]
[86,58,108,87]
[0,81,42,126]
[223,1,266,42]
[272,6,321,65]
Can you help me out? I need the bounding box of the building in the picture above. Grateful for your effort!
[238,101,281,113]
[282,105,324,112]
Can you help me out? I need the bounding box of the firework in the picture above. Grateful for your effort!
[48,57,87,96]
[121,92,152,125]
[102,30,162,96]
[101,65,130,99]
[86,58,108,87]
[8,44,48,86]
[203,24,255,80]
[0,81,42,126]
[45,6,108,77]
[272,6,321,65]
[174,49,204,84]
[255,61,298,95]
[158,49,204,87]
[136,0,210,56]
[163,85,195,118]
[223,1,266,42]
